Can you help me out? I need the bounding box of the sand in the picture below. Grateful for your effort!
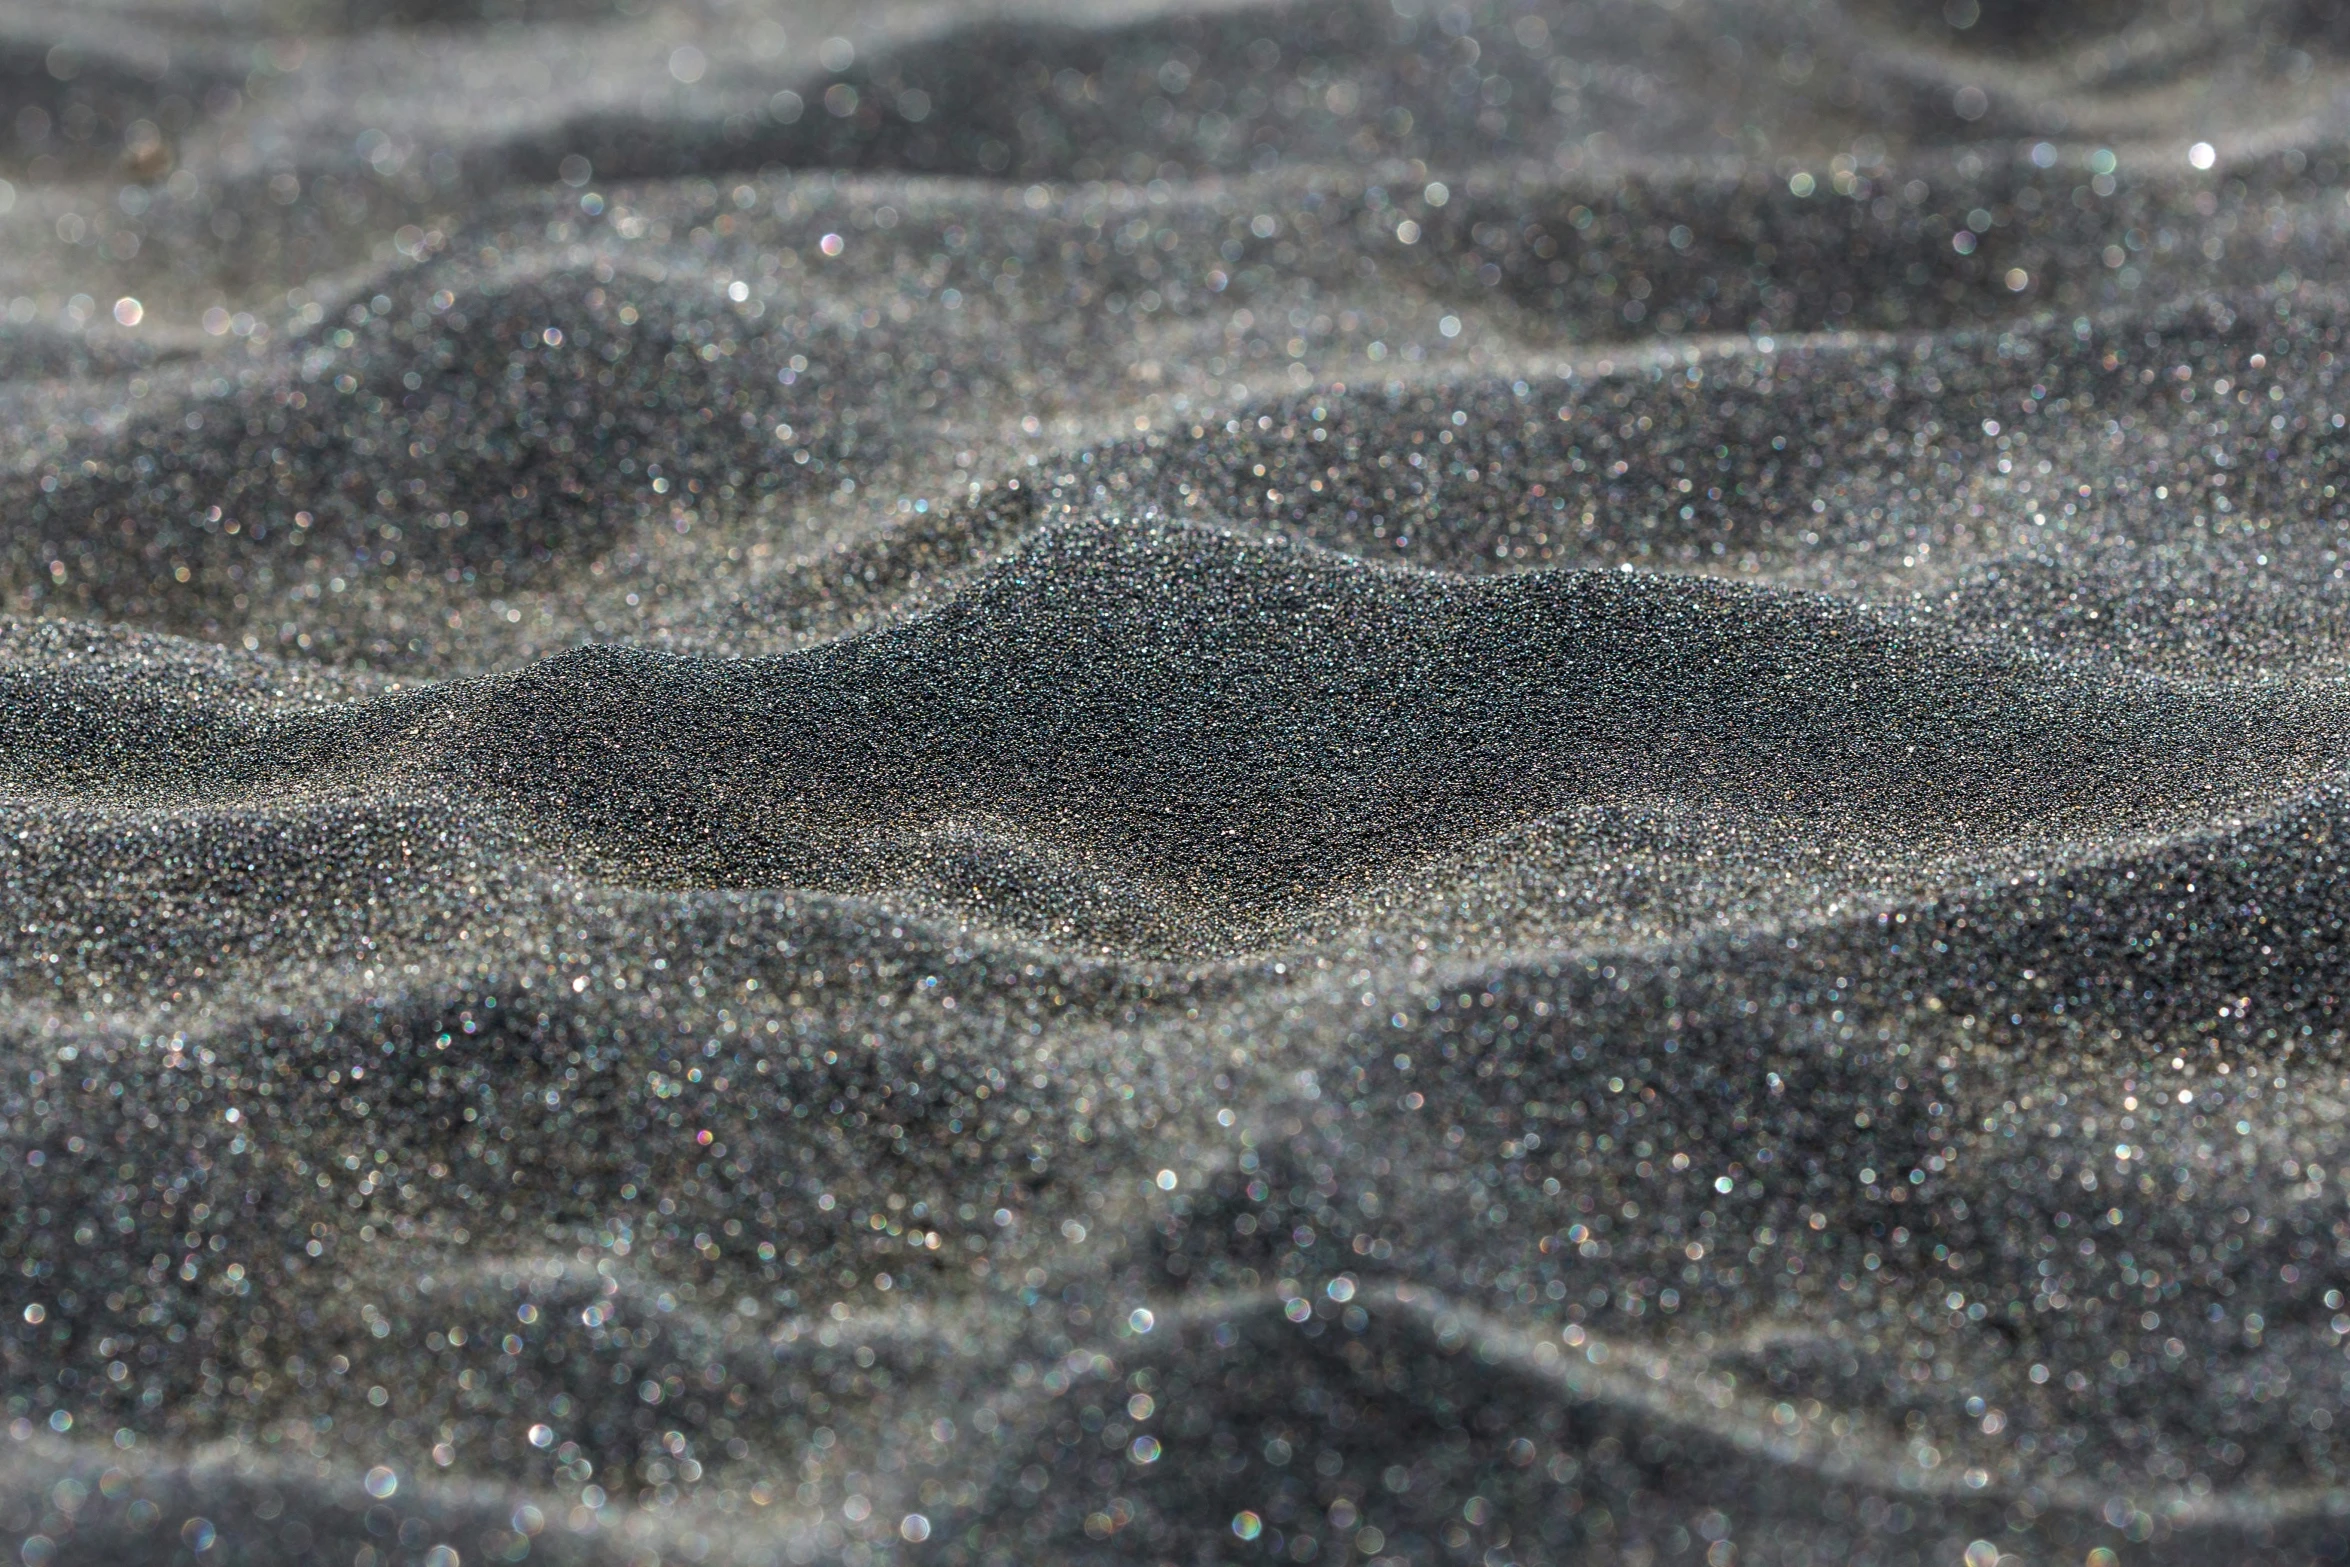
[5,0,2350,1562]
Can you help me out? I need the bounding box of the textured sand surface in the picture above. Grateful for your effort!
[8,1,2350,1563]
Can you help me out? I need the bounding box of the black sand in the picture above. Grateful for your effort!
[5,1,2350,1563]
